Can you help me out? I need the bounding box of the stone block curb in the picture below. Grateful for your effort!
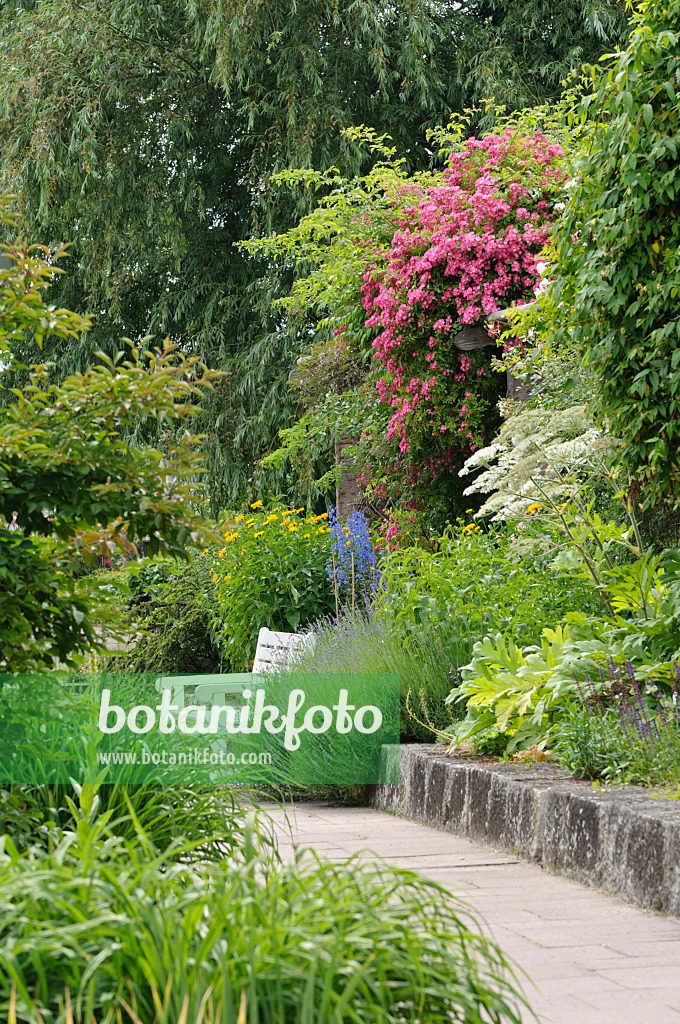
[368,744,680,915]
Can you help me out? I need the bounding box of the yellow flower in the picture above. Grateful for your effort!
[200,548,208,557]
[224,574,231,580]
[462,523,475,534]
[317,527,326,535]
[250,500,263,509]
[281,510,293,518]
[246,519,255,526]
[212,573,218,583]
[265,513,278,523]
[296,507,305,514]
[345,540,351,546]
[303,533,311,539]
[288,523,299,532]
[526,503,542,514]
[318,512,329,519]
[218,548,226,558]
[465,509,474,514]
[234,515,245,523]
[254,530,264,537]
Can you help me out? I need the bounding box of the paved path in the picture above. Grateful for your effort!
[266,802,680,1024]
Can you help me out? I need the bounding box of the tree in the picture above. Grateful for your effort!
[555,0,680,506]
[0,199,217,671]
[0,0,628,507]
[452,0,627,115]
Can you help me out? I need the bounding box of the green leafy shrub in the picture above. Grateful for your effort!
[556,0,680,504]
[117,559,220,675]
[0,797,530,1024]
[449,544,680,753]
[0,198,219,671]
[209,505,335,670]
[374,524,595,647]
[367,524,596,743]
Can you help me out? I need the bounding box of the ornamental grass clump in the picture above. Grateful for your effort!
[292,607,465,740]
[0,789,532,1024]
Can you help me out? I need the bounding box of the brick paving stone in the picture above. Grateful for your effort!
[263,802,680,1024]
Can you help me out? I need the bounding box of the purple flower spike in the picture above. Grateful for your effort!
[326,506,380,597]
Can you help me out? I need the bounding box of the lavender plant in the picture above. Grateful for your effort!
[292,607,465,740]
[554,661,680,785]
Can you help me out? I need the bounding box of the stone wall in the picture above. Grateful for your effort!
[370,745,680,915]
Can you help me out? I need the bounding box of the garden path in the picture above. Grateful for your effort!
[267,802,680,1024]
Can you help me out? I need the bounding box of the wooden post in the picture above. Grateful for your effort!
[335,430,362,522]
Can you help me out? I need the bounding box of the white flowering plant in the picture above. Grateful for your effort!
[458,405,618,521]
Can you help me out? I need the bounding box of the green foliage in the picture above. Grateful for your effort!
[449,532,680,754]
[0,791,530,1024]
[0,0,462,510]
[555,0,680,505]
[126,559,175,600]
[554,699,680,787]
[0,0,627,508]
[209,506,335,670]
[0,675,264,857]
[374,524,595,647]
[116,560,220,675]
[0,675,270,860]
[449,627,576,752]
[0,198,220,670]
[449,0,627,118]
[246,139,421,502]
[2,777,255,859]
[0,787,45,852]
[369,523,600,744]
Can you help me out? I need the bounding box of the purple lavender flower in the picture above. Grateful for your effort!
[449,667,462,688]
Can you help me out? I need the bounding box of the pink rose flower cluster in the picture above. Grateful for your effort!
[360,131,565,491]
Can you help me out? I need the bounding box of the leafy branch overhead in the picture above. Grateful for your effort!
[553,0,680,504]
[0,198,221,670]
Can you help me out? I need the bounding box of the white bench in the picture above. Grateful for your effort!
[252,627,315,673]
[155,626,315,709]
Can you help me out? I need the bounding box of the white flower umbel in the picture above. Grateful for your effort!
[459,406,618,521]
